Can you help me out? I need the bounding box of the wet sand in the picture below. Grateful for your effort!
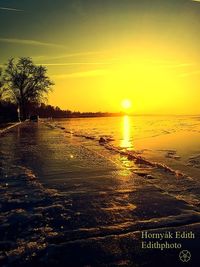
[0,121,199,266]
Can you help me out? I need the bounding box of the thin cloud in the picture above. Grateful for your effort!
[192,0,200,2]
[158,63,194,69]
[40,62,111,66]
[53,69,110,79]
[33,51,105,61]
[0,38,67,49]
[0,7,23,12]
[179,70,200,77]
[136,59,194,68]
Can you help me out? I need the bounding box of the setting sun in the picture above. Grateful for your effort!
[121,99,132,110]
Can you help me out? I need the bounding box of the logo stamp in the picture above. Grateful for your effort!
[179,250,191,263]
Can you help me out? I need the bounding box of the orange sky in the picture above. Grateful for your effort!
[1,0,200,114]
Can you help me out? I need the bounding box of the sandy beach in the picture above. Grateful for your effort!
[0,120,199,266]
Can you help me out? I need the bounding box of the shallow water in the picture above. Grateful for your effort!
[0,118,200,266]
[56,115,200,211]
[58,115,200,178]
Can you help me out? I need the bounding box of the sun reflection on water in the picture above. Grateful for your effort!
[121,115,132,149]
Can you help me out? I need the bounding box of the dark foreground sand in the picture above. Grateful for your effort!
[0,122,199,267]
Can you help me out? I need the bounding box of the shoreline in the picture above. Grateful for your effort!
[0,122,21,135]
[0,121,199,266]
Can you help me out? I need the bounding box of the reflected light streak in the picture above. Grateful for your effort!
[121,115,132,148]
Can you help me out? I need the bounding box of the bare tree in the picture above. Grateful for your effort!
[3,57,54,120]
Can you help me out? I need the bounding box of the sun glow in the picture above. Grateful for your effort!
[50,53,191,114]
[121,99,132,110]
[103,54,188,114]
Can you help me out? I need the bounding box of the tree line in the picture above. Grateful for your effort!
[0,57,122,123]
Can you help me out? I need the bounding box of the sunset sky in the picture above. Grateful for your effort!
[1,0,200,114]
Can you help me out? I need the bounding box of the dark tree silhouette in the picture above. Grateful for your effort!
[3,57,54,120]
[0,68,3,100]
